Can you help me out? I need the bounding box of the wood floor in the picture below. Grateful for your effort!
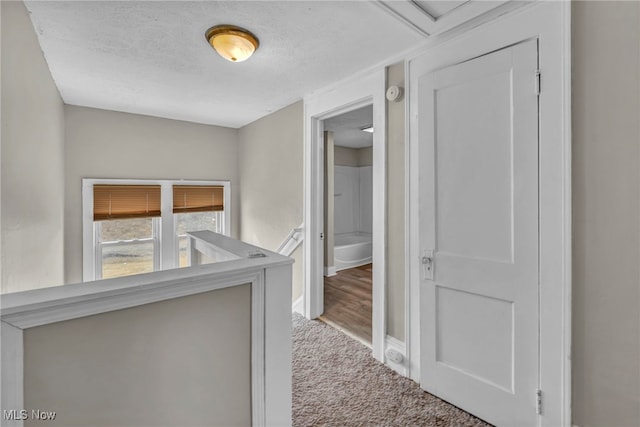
[320,264,372,345]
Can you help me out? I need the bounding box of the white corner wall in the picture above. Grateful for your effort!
[1,1,65,293]
[238,101,304,302]
[64,106,240,284]
[572,1,640,425]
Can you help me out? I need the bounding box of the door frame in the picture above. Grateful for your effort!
[407,2,571,426]
[303,69,387,361]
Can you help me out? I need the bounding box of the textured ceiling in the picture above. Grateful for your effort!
[324,105,373,149]
[24,1,424,128]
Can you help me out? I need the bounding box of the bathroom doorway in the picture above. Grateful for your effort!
[303,68,386,361]
[320,105,373,345]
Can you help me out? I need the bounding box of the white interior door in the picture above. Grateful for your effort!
[418,40,539,426]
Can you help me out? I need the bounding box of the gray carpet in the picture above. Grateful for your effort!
[292,313,492,427]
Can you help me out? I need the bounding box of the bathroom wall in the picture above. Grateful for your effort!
[334,146,372,236]
[335,146,372,167]
[334,166,360,234]
[359,166,373,233]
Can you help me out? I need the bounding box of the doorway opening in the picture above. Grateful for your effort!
[303,68,386,361]
[319,105,374,345]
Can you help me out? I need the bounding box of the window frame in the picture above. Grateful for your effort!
[82,178,231,282]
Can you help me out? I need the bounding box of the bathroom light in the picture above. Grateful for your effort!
[205,25,259,62]
[360,125,374,133]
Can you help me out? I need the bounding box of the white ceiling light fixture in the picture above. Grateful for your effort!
[205,25,259,62]
[360,125,374,133]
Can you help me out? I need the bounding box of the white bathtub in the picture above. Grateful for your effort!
[334,232,372,271]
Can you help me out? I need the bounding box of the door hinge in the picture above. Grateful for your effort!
[535,69,541,96]
[535,389,542,415]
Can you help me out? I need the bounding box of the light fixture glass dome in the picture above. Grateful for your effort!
[206,25,259,62]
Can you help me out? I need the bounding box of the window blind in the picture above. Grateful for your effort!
[93,185,161,221]
[173,185,224,214]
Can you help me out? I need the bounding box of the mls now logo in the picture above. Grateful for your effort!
[3,409,57,421]
[3,410,28,421]
[31,410,57,420]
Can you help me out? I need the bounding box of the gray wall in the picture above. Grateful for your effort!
[1,1,65,293]
[386,62,406,341]
[24,285,251,427]
[64,106,239,284]
[238,101,304,302]
[334,146,372,167]
[572,2,640,425]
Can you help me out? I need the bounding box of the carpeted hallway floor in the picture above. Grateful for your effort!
[292,313,492,427]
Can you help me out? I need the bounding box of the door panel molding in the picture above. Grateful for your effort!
[407,2,571,426]
[419,39,539,426]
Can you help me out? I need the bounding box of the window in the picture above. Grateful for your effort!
[92,185,161,279]
[173,185,225,267]
[83,179,231,281]
[98,217,159,279]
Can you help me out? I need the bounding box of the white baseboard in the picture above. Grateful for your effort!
[292,295,304,314]
[323,266,337,277]
[384,335,407,377]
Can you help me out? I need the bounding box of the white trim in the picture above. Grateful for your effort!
[304,68,387,362]
[3,268,265,331]
[292,295,304,314]
[277,223,304,257]
[407,2,571,425]
[263,265,293,426]
[251,270,266,427]
[384,335,407,377]
[560,5,573,425]
[82,178,231,282]
[161,183,175,270]
[375,1,528,45]
[403,57,417,382]
[323,266,337,277]
[431,0,511,35]
[374,1,435,37]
